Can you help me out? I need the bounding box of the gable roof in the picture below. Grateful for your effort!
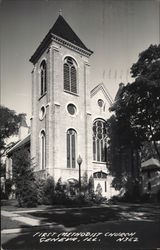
[7,134,30,156]
[90,83,113,106]
[30,15,93,64]
[141,157,160,171]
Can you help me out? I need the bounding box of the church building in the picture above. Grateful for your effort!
[7,15,118,198]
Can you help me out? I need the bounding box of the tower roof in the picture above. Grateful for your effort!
[30,15,93,64]
[50,15,90,52]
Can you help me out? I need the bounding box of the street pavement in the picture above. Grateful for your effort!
[1,203,160,250]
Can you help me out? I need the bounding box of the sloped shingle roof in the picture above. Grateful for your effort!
[30,15,93,64]
[50,15,91,52]
[7,134,30,156]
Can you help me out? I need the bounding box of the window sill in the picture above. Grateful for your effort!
[64,90,79,97]
[92,161,107,165]
[38,92,47,101]
[66,167,77,169]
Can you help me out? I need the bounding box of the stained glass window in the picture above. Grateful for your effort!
[93,119,107,162]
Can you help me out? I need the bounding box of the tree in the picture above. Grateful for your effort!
[131,44,160,84]
[112,44,160,161]
[130,44,160,159]
[0,106,26,179]
[12,148,37,207]
[106,45,160,195]
[0,106,22,154]
[106,115,140,191]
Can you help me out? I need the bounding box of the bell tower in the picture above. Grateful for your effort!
[30,15,93,182]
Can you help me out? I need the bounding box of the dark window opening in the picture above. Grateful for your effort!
[40,60,47,96]
[41,130,46,170]
[67,104,77,115]
[148,182,151,192]
[67,129,76,168]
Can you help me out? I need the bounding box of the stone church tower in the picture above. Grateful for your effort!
[30,15,93,182]
[30,14,118,198]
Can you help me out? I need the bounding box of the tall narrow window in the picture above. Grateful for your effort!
[64,57,77,94]
[93,119,107,162]
[40,130,46,170]
[67,129,76,168]
[40,60,47,96]
[148,182,151,191]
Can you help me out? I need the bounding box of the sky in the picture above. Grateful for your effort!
[0,0,159,125]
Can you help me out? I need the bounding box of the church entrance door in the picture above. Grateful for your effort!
[93,171,107,197]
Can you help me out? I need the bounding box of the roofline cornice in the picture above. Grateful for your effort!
[52,34,93,57]
[30,33,93,64]
[29,33,52,64]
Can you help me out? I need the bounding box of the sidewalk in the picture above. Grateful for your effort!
[2,202,160,234]
[2,203,160,250]
[1,204,119,235]
[1,205,107,234]
[1,209,61,234]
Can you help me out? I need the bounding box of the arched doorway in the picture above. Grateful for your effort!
[93,171,107,196]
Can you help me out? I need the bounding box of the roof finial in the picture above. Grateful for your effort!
[59,9,62,16]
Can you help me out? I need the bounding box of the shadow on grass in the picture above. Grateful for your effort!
[117,204,160,222]
[26,206,120,227]
[23,203,160,228]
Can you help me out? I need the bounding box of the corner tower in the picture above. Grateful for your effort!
[30,15,93,182]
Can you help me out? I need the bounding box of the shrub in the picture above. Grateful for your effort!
[92,193,104,204]
[88,175,94,194]
[12,148,37,207]
[157,189,160,202]
[5,178,13,199]
[53,178,69,205]
[0,178,13,200]
[41,176,55,205]
[35,177,46,204]
[35,175,106,207]
[81,171,88,194]
[140,193,150,203]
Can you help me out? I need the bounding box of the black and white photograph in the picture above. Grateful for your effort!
[1,0,160,249]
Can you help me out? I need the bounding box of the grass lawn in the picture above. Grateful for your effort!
[21,206,120,227]
[19,203,160,227]
[1,199,54,212]
[2,200,160,230]
[1,215,26,230]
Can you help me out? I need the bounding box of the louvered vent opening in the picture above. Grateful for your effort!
[71,66,77,93]
[64,57,77,94]
[64,63,70,91]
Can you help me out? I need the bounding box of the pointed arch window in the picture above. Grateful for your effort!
[40,60,47,96]
[64,57,77,94]
[40,130,46,170]
[93,119,107,162]
[67,129,77,168]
